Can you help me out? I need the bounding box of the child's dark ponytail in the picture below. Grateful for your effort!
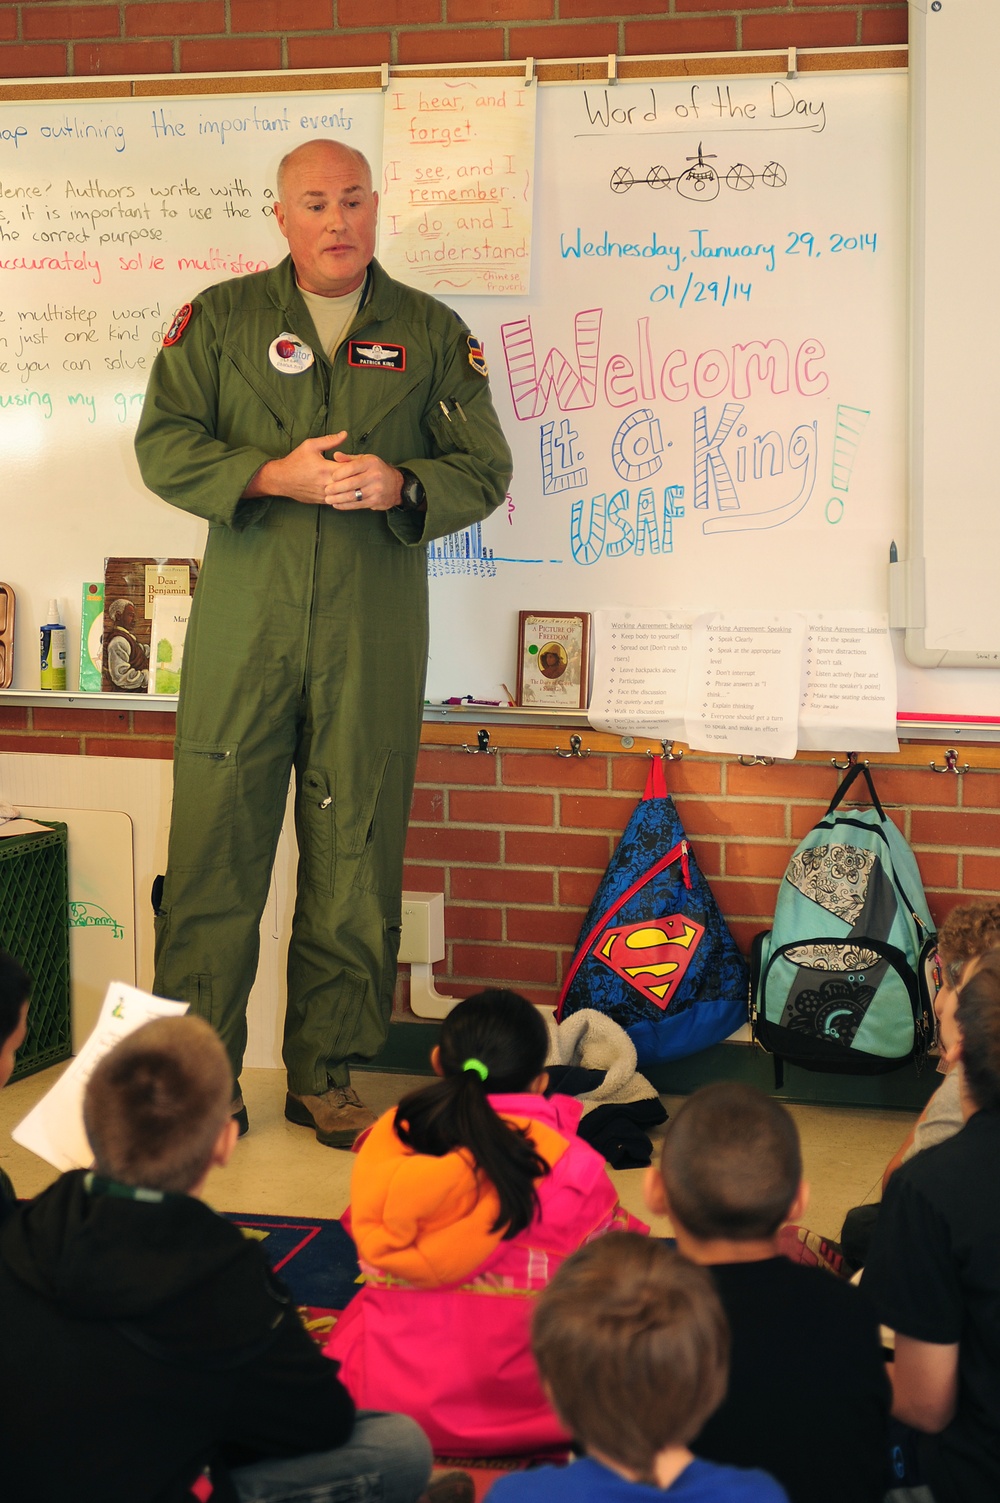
[394,989,551,1239]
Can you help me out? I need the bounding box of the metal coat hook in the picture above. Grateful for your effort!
[930,748,970,775]
[556,733,590,759]
[647,740,684,761]
[830,752,869,770]
[463,728,497,756]
[737,754,775,767]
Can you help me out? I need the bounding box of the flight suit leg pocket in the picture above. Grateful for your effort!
[325,967,369,1065]
[354,747,409,900]
[297,766,337,896]
[169,739,238,872]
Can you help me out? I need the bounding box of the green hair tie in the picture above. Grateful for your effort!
[462,1057,489,1082]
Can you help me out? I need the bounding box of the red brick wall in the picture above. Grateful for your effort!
[5,702,997,1007]
[0,2,907,79]
[0,703,175,759]
[403,742,1000,1008]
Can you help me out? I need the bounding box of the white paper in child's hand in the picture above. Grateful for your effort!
[11,982,188,1172]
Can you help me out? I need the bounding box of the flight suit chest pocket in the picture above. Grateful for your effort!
[169,740,238,872]
[222,344,315,446]
[354,372,424,448]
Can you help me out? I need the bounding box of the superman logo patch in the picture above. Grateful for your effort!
[592,914,704,1011]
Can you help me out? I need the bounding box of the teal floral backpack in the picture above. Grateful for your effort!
[752,763,935,1078]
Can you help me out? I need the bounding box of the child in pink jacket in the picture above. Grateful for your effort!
[325,989,645,1457]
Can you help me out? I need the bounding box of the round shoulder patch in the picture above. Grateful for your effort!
[467,334,488,378]
[163,303,193,347]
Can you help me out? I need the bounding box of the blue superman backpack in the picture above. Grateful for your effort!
[751,762,935,1077]
[557,758,748,1066]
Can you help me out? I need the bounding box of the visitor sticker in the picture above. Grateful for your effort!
[268,332,315,374]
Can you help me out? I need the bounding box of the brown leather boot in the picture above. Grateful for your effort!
[284,1085,376,1148]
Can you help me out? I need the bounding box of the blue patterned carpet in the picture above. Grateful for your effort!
[225,1211,361,1313]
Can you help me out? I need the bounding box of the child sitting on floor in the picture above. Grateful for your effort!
[0,1015,434,1503]
[0,948,31,1216]
[645,1082,890,1503]
[486,1233,788,1502]
[325,988,645,1457]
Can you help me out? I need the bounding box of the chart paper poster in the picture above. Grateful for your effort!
[380,77,536,295]
[685,611,806,758]
[798,612,898,751]
[589,608,692,737]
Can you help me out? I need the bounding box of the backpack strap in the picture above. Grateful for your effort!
[824,761,886,821]
[645,755,668,801]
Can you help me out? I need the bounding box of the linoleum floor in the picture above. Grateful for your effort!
[0,1063,917,1240]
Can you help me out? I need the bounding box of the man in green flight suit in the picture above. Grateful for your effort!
[135,139,512,1147]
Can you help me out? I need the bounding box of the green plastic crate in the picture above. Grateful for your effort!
[0,823,71,1082]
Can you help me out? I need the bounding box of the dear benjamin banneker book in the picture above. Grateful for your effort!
[148,593,193,695]
[102,558,199,694]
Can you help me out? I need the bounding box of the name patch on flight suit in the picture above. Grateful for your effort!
[268,333,315,375]
[347,340,406,371]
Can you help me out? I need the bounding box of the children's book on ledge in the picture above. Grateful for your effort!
[102,557,199,694]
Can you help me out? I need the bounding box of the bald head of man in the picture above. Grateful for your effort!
[274,140,378,297]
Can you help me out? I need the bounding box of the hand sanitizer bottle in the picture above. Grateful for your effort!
[40,599,67,691]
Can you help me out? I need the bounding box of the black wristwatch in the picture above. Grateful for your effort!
[396,468,426,512]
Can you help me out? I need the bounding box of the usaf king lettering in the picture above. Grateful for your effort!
[136,140,512,1145]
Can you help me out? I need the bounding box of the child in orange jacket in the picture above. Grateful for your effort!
[325,989,645,1456]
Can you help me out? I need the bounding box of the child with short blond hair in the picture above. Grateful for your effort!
[0,1014,432,1503]
[487,1232,786,1501]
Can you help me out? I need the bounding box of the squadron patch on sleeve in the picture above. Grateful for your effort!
[467,335,488,377]
[162,303,193,347]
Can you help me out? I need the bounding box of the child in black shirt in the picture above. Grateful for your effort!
[645,1082,890,1503]
[0,948,30,1214]
[865,948,1000,1503]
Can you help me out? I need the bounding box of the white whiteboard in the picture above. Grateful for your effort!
[0,87,383,690]
[908,0,1000,676]
[430,70,908,703]
[1,66,995,726]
